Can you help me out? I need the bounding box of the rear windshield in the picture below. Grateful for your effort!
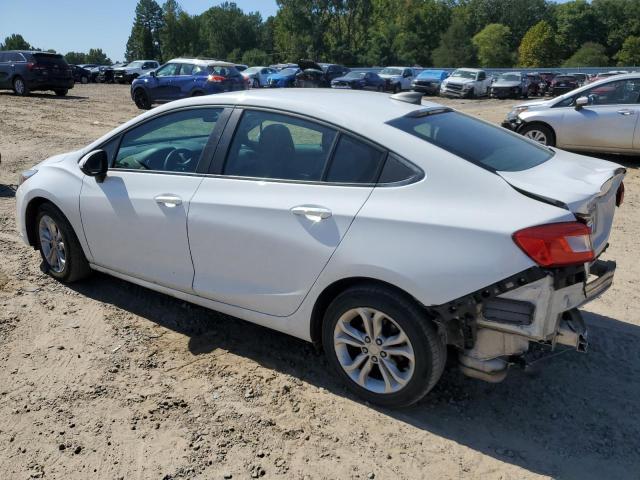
[555,76,576,82]
[33,53,67,66]
[387,111,554,172]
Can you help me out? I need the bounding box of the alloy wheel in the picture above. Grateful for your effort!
[333,307,415,394]
[38,215,66,273]
[14,78,25,95]
[524,129,548,145]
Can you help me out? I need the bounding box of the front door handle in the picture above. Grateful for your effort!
[291,205,332,222]
[617,109,635,116]
[154,194,182,208]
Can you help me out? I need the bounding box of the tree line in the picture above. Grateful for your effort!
[3,0,640,68]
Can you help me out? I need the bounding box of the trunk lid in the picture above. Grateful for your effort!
[498,150,625,255]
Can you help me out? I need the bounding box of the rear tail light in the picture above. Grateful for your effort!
[27,62,45,72]
[616,182,625,207]
[513,222,594,267]
[207,74,225,83]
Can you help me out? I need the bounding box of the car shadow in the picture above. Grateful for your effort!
[69,273,640,479]
[0,92,88,100]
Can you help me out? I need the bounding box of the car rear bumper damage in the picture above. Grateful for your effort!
[432,259,616,382]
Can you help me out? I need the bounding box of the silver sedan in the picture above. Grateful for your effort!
[503,73,640,154]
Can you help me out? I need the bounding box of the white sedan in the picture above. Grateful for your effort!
[16,90,625,407]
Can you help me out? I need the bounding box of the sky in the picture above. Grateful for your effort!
[0,0,279,62]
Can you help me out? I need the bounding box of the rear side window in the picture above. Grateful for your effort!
[387,111,553,172]
[378,154,422,184]
[224,110,336,181]
[325,135,385,184]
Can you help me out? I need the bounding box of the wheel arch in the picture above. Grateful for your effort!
[309,276,430,349]
[24,196,59,248]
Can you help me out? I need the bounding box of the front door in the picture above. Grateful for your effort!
[79,107,225,291]
[560,78,640,151]
[188,109,386,316]
[152,62,181,101]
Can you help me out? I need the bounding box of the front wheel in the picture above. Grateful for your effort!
[13,76,29,96]
[252,78,260,89]
[520,123,555,147]
[36,203,91,283]
[54,89,68,96]
[322,285,446,408]
[81,76,89,84]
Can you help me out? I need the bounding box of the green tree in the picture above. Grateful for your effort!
[86,49,111,64]
[615,36,640,66]
[518,20,558,67]
[593,0,640,57]
[65,51,87,64]
[553,0,605,59]
[472,23,513,67]
[1,34,32,50]
[562,42,609,67]
[241,48,271,65]
[432,11,476,67]
[200,2,263,60]
[125,0,164,61]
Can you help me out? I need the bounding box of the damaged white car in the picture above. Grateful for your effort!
[15,90,625,407]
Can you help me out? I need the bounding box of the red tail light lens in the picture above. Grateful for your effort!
[207,74,225,83]
[616,182,624,207]
[513,222,594,267]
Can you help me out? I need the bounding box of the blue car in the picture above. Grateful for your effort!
[411,69,449,95]
[131,58,247,110]
[265,67,300,88]
[331,71,385,91]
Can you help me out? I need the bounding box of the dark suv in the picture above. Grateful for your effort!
[0,51,74,96]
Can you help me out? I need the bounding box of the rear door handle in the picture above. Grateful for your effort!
[291,205,332,221]
[617,109,635,116]
[154,194,182,208]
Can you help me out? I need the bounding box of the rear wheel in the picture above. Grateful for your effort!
[520,123,555,146]
[54,89,68,97]
[36,203,91,283]
[13,76,29,96]
[133,88,151,110]
[80,76,89,84]
[252,78,260,88]
[322,285,446,408]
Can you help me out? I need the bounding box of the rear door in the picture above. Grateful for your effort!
[188,109,385,316]
[559,78,640,151]
[0,53,10,88]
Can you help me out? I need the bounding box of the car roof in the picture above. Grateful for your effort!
[167,58,235,67]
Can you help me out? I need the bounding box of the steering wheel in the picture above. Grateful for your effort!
[163,148,194,172]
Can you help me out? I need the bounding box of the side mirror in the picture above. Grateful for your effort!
[149,70,156,77]
[80,150,108,183]
[575,96,589,109]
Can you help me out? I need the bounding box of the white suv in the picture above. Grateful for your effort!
[15,90,624,407]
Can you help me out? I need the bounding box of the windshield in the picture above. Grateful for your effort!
[387,111,553,172]
[498,73,521,82]
[243,67,261,74]
[345,72,366,79]
[451,70,476,79]
[380,68,402,76]
[279,68,298,75]
[127,61,144,68]
[420,70,443,79]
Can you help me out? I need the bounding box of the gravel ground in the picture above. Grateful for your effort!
[0,84,639,480]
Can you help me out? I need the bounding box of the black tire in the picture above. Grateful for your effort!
[393,83,400,94]
[81,76,89,84]
[519,123,556,147]
[133,88,151,110]
[322,284,446,408]
[252,78,260,88]
[35,203,91,283]
[54,89,68,97]
[12,76,29,96]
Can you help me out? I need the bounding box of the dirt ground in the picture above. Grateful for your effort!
[0,84,639,480]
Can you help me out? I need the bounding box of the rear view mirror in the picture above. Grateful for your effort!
[575,96,589,109]
[80,150,108,183]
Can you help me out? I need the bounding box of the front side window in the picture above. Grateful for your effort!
[325,135,385,184]
[224,110,337,181]
[583,79,640,106]
[156,63,180,77]
[387,111,553,172]
[113,108,222,172]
